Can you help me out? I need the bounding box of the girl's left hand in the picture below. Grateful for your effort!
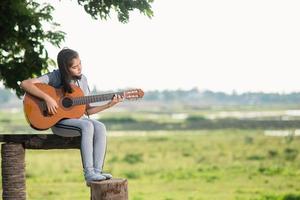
[108,94,124,108]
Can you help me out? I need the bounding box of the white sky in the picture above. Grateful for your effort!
[46,0,300,93]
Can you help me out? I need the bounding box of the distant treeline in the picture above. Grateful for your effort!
[2,87,300,106]
[100,116,300,130]
[144,88,300,106]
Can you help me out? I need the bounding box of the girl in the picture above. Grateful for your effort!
[20,48,123,184]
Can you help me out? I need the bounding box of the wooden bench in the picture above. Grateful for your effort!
[0,134,128,200]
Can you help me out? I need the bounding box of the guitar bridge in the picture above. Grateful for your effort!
[39,101,50,117]
[42,109,49,117]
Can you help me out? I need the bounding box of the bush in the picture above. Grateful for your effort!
[284,148,298,161]
[123,153,143,164]
[123,171,140,179]
[283,194,300,200]
[186,115,207,122]
[268,150,278,158]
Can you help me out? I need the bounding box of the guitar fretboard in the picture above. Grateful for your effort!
[72,91,124,105]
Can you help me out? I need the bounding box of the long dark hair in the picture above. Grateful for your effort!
[57,48,79,93]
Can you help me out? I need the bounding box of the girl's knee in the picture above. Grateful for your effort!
[94,121,107,133]
[81,120,94,132]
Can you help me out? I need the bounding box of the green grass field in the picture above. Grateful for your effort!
[1,130,300,200]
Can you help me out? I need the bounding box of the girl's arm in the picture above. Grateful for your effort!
[85,94,123,115]
[20,79,58,114]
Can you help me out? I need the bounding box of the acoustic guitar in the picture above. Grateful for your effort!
[23,83,144,130]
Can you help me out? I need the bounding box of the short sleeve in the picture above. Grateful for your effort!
[36,70,62,88]
[36,73,49,84]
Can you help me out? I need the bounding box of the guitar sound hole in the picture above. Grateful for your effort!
[62,97,73,108]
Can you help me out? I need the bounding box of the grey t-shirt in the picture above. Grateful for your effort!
[36,69,90,96]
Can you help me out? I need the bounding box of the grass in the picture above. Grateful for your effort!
[1,130,300,200]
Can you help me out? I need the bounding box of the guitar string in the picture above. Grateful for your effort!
[37,90,139,112]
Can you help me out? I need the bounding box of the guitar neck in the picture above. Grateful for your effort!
[72,91,124,105]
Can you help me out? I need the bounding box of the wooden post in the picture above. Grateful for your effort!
[90,179,128,200]
[1,143,26,200]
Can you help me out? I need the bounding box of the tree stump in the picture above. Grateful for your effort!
[1,143,26,200]
[90,178,128,200]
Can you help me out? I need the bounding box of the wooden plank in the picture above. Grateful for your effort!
[0,135,80,149]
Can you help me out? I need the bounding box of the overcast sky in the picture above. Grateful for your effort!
[46,0,300,93]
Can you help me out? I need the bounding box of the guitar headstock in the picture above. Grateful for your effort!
[124,89,144,100]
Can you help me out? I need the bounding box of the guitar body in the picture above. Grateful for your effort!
[23,83,86,130]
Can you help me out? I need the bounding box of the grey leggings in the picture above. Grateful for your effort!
[51,118,107,171]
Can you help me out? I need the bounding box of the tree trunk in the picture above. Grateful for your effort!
[1,143,26,200]
[90,179,128,200]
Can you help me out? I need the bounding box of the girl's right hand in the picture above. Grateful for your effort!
[45,96,58,115]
